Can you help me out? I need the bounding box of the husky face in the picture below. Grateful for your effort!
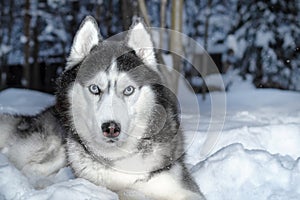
[71,60,156,146]
[65,16,165,159]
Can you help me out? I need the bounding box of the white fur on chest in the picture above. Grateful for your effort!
[67,139,149,191]
[67,139,203,199]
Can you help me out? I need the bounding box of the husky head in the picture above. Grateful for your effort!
[57,16,180,161]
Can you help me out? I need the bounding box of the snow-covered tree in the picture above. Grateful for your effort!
[232,0,300,90]
[1,0,299,92]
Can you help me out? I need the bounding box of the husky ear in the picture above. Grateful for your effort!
[66,16,101,70]
[126,18,157,68]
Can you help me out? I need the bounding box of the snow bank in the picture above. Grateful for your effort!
[0,88,55,115]
[20,178,118,200]
[0,154,118,200]
[0,154,33,200]
[182,75,300,199]
[192,143,300,200]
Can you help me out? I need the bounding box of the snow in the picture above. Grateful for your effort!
[0,154,33,200]
[226,35,238,53]
[0,88,55,115]
[1,74,300,199]
[21,178,118,200]
[0,153,118,200]
[192,144,300,200]
[0,44,12,57]
[255,29,274,48]
[181,75,300,199]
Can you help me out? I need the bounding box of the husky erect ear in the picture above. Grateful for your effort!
[66,16,102,70]
[126,18,157,69]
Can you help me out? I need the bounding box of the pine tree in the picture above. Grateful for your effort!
[233,0,300,90]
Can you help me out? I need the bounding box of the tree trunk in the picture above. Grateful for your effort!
[156,0,179,90]
[106,0,113,36]
[201,0,212,100]
[137,0,150,26]
[0,0,15,89]
[253,47,263,87]
[159,0,167,50]
[94,1,102,25]
[4,0,15,88]
[23,0,31,87]
[70,1,80,35]
[136,0,174,91]
[169,0,183,94]
[121,0,133,30]
[0,0,4,89]
[31,16,40,90]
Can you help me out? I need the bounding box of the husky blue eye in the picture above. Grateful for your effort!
[89,84,101,95]
[123,86,135,96]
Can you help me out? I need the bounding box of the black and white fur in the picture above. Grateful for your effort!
[0,107,66,179]
[0,16,205,199]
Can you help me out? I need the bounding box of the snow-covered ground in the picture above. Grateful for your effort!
[0,75,300,200]
[182,75,300,200]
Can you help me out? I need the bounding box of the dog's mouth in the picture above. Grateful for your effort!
[106,139,118,143]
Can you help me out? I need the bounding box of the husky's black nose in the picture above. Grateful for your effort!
[101,121,121,138]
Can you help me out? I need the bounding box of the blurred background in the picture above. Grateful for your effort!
[0,0,299,94]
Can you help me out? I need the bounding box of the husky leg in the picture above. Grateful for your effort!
[134,172,206,200]
[21,135,66,177]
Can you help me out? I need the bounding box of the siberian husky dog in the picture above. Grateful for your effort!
[0,16,205,199]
